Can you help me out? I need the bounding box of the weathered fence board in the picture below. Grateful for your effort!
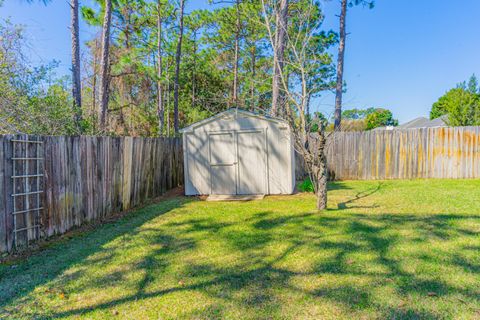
[0,135,183,253]
[323,127,480,180]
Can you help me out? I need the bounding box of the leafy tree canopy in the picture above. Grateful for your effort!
[342,107,375,120]
[308,111,328,132]
[348,0,374,9]
[2,0,338,136]
[365,108,398,130]
[430,74,480,126]
[0,19,87,135]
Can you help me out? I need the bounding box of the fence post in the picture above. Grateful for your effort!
[2,135,14,252]
[0,136,6,252]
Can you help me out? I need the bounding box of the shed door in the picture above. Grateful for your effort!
[209,132,237,195]
[237,130,266,195]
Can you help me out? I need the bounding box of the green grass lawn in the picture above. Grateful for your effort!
[1,180,479,319]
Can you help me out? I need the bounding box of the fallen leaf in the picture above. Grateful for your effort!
[346,259,354,265]
[427,292,437,297]
[178,280,185,286]
[112,310,119,316]
[457,297,467,304]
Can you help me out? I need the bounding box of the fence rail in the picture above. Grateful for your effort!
[0,135,183,253]
[325,126,480,180]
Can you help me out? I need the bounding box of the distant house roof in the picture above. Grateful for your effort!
[427,115,449,127]
[372,115,448,131]
[397,115,448,129]
[397,117,430,129]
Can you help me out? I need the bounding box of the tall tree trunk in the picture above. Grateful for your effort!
[232,0,240,106]
[192,29,197,109]
[122,3,132,136]
[99,0,113,131]
[157,0,165,136]
[173,0,185,134]
[250,45,256,111]
[271,0,288,116]
[71,0,83,132]
[166,59,171,137]
[92,39,99,125]
[334,0,347,130]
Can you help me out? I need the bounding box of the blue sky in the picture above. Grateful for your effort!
[1,0,479,123]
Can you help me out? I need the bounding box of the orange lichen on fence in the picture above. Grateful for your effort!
[326,126,480,180]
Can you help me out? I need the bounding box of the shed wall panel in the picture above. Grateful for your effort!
[185,133,210,195]
[183,110,295,196]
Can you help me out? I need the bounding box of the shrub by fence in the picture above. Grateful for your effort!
[0,135,183,253]
[326,126,480,180]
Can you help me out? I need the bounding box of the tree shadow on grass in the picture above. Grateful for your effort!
[1,192,479,319]
[0,197,189,314]
[37,207,480,319]
[335,182,383,210]
[327,181,355,191]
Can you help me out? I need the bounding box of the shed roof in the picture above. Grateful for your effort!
[179,108,288,133]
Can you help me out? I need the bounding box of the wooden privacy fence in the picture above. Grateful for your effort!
[325,126,480,180]
[0,135,183,253]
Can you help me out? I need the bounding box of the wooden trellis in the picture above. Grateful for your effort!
[0,135,183,253]
[10,137,44,249]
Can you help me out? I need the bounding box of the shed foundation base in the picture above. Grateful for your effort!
[206,194,265,202]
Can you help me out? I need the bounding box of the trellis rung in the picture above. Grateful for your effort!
[12,207,44,215]
[12,157,44,161]
[13,225,41,233]
[11,174,44,179]
[11,191,44,197]
[11,139,43,144]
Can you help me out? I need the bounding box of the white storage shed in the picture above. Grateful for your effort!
[180,108,295,195]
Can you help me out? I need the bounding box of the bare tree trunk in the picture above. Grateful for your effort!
[334,0,347,130]
[304,129,328,210]
[71,0,83,132]
[232,0,240,106]
[173,0,185,134]
[157,0,165,136]
[261,0,328,211]
[316,171,327,210]
[99,0,113,131]
[306,91,311,119]
[315,127,328,210]
[271,0,288,116]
